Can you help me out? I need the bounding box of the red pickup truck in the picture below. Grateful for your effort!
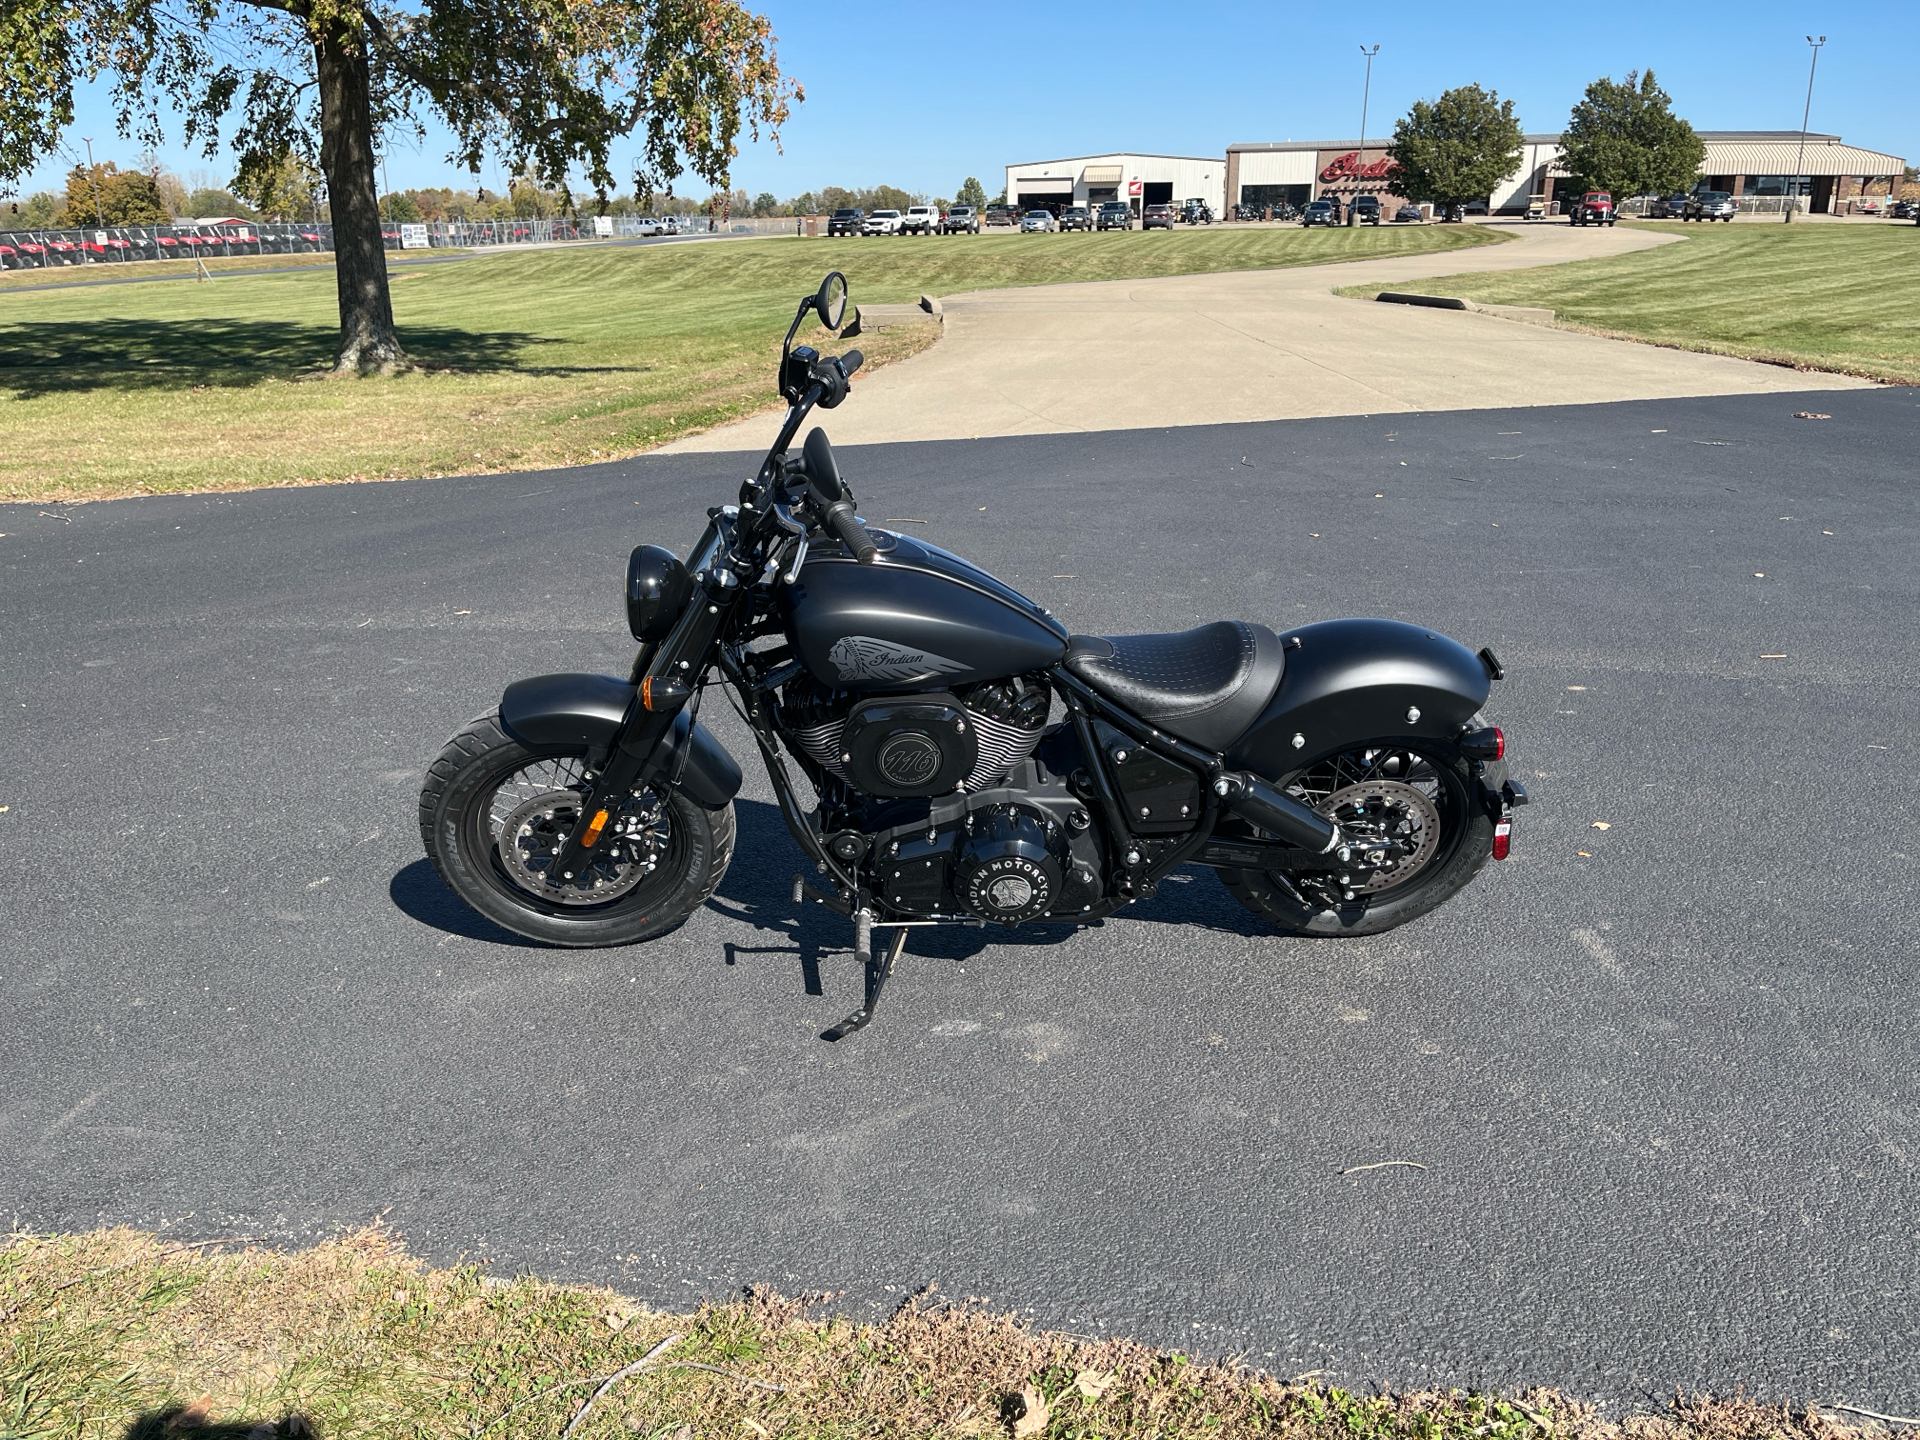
[1569,191,1615,227]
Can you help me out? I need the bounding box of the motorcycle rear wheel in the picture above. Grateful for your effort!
[1222,740,1491,937]
[419,713,735,947]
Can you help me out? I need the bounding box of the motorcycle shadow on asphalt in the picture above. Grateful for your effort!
[707,801,1273,998]
[386,799,1274,994]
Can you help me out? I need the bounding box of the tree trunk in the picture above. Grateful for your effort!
[315,23,406,373]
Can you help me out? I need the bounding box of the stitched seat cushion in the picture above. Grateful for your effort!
[1064,621,1283,753]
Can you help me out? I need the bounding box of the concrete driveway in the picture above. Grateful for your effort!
[665,222,1868,452]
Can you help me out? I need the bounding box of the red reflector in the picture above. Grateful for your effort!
[1492,727,1505,760]
[1492,819,1512,860]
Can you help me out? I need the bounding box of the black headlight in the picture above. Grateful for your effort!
[625,544,691,642]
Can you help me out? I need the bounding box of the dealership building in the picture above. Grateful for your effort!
[1228,131,1907,215]
[1004,153,1226,217]
[1010,131,1904,219]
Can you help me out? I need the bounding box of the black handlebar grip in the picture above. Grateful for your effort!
[823,498,877,564]
[841,349,864,377]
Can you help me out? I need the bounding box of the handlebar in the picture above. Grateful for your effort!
[821,495,878,564]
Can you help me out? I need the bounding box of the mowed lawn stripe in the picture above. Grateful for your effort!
[1403,222,1920,383]
[0,226,1501,502]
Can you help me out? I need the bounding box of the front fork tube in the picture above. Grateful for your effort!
[546,564,736,886]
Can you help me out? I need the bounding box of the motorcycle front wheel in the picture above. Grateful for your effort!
[419,714,735,947]
[1222,740,1492,937]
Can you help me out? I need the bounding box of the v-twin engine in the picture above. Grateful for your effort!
[781,674,1051,797]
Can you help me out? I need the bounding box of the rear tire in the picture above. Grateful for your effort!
[1222,741,1492,937]
[419,713,734,948]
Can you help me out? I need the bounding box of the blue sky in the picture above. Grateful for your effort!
[13,0,1916,201]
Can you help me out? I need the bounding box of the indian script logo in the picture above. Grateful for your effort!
[827,635,971,684]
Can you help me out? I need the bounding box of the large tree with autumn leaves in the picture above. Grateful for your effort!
[3,0,797,371]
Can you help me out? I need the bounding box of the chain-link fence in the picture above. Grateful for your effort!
[0,213,807,270]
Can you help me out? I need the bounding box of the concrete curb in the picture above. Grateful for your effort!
[1375,291,1556,327]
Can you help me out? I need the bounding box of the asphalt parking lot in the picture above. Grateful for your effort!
[4,386,1917,1410]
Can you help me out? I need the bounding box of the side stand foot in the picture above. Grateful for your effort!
[822,923,906,1042]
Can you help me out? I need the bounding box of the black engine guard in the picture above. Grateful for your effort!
[498,672,742,809]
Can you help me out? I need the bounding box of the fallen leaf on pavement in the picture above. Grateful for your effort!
[1591,822,1611,830]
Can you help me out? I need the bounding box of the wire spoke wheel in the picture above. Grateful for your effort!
[1223,740,1493,937]
[418,714,735,948]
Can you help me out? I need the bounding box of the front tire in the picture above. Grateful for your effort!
[419,713,735,947]
[1222,741,1492,937]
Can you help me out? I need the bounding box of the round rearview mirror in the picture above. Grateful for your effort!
[815,271,848,330]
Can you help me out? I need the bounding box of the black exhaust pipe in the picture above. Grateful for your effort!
[1213,772,1340,852]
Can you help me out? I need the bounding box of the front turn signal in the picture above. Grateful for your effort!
[641,676,691,712]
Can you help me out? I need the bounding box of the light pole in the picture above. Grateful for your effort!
[81,136,106,227]
[1786,35,1825,224]
[1350,44,1380,227]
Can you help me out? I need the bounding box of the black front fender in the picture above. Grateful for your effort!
[1226,619,1491,777]
[498,672,743,809]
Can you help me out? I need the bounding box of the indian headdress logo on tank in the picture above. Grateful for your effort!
[828,635,970,684]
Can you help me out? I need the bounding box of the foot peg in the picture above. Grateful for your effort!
[822,913,906,1041]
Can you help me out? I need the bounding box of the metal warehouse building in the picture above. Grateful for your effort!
[1004,153,1225,218]
[1221,132,1906,216]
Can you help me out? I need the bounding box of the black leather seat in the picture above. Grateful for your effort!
[1063,621,1284,753]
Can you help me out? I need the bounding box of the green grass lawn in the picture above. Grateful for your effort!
[1389,221,1920,383]
[0,1226,1863,1440]
[0,225,1501,503]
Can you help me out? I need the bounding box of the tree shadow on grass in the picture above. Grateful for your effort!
[0,317,654,397]
[123,1410,317,1438]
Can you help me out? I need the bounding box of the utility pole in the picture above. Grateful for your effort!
[1786,35,1825,224]
[1350,45,1380,227]
[81,136,106,227]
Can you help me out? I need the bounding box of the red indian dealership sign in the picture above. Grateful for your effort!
[1318,150,1398,184]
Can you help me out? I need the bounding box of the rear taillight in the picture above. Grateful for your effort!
[1492,819,1512,860]
[1460,725,1505,761]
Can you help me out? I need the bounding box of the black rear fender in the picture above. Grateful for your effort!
[1226,619,1491,778]
[498,672,743,809]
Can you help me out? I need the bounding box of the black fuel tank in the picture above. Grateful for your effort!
[785,531,1068,690]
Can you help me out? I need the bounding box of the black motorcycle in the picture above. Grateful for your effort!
[421,272,1527,1037]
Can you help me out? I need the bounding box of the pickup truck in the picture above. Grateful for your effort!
[1685,191,1736,222]
[862,209,904,236]
[827,207,863,237]
[1569,191,1615,226]
[1097,201,1132,230]
[983,204,1019,228]
[900,205,939,235]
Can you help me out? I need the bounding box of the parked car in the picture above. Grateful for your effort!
[1351,195,1382,226]
[1058,205,1093,232]
[1685,191,1736,222]
[1180,199,1213,225]
[1570,191,1615,226]
[1020,209,1057,233]
[1302,198,1338,227]
[1097,201,1132,230]
[940,206,980,234]
[1891,199,1920,220]
[861,209,903,236]
[827,207,862,237]
[1393,203,1424,223]
[1141,203,1177,230]
[983,204,1019,228]
[1645,193,1691,219]
[901,205,938,235]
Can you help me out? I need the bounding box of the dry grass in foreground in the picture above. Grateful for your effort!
[0,1227,1896,1440]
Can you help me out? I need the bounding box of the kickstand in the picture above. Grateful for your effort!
[821,920,907,1042]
